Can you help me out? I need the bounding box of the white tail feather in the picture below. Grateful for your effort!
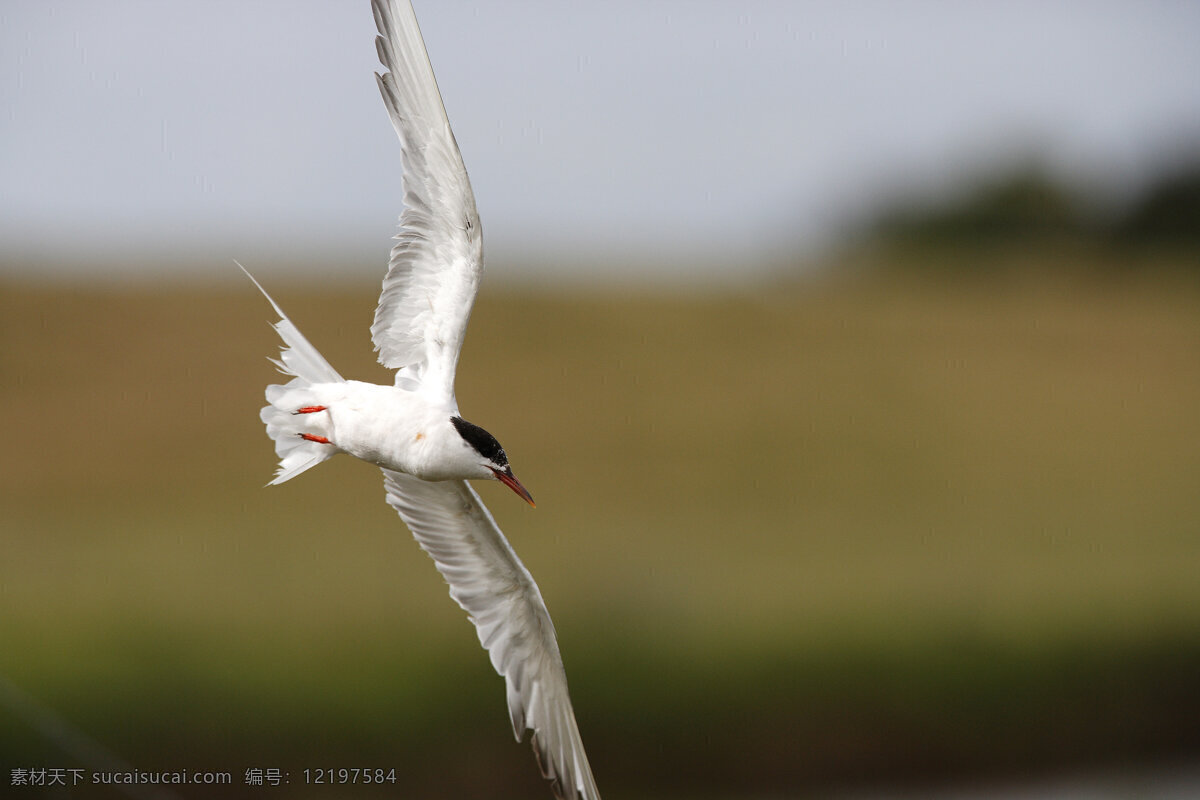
[239,261,345,485]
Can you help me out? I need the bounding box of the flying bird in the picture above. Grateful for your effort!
[241,1,601,797]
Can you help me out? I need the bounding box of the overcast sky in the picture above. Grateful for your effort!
[3,1,1199,284]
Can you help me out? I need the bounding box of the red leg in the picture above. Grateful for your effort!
[299,433,331,444]
[294,405,328,414]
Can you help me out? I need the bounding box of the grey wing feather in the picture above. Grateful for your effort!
[381,469,601,800]
[371,0,483,400]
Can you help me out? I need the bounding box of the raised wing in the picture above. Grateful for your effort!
[382,470,601,800]
[371,0,483,401]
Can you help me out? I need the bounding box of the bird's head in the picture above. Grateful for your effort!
[450,416,535,507]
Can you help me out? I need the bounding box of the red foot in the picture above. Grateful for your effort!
[299,433,331,444]
[294,405,328,415]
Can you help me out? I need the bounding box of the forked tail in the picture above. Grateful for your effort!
[239,262,345,485]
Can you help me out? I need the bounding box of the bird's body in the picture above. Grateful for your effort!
[242,1,600,798]
[264,378,489,482]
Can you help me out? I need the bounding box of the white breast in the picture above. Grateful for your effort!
[319,381,460,479]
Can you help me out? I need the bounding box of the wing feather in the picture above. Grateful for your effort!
[381,470,601,800]
[370,0,483,401]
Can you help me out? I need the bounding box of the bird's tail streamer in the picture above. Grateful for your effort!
[238,261,345,485]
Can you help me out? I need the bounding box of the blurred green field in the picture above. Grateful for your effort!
[2,255,1199,798]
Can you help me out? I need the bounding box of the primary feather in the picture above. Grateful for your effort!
[382,471,601,800]
[370,0,483,402]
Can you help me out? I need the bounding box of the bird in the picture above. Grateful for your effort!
[240,1,601,798]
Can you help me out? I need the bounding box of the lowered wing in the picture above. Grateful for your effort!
[382,470,601,800]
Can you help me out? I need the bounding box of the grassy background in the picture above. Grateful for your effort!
[2,249,1199,798]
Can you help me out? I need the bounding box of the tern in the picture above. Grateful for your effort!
[241,1,601,798]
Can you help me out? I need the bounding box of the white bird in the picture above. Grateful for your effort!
[241,1,601,798]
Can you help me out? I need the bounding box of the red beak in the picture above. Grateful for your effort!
[492,466,536,507]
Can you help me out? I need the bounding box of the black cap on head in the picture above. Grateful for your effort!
[450,416,508,467]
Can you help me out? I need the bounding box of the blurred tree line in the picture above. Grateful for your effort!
[863,153,1200,263]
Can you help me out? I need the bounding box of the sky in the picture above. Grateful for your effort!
[2,1,1199,285]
